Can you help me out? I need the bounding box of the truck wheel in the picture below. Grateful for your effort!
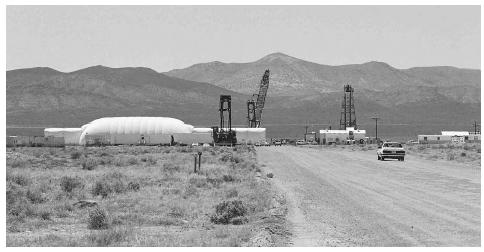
[378,155,381,160]
[401,157,405,161]
[381,157,385,161]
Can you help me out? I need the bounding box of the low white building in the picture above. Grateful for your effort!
[319,127,366,144]
[44,128,83,145]
[418,131,480,144]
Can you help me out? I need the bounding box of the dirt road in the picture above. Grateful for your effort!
[257,146,480,246]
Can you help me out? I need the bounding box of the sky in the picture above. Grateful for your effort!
[6,5,481,72]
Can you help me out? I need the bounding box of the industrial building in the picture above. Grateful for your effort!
[6,116,269,147]
[418,131,481,144]
[319,127,366,145]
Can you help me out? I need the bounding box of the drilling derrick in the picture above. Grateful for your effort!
[212,95,237,146]
[339,84,357,130]
[247,69,270,128]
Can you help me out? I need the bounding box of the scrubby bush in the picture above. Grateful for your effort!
[463,144,470,151]
[477,148,481,154]
[26,188,45,204]
[225,188,238,198]
[460,152,467,157]
[88,207,109,230]
[447,152,456,161]
[91,172,130,197]
[39,209,52,220]
[87,226,130,246]
[163,163,181,172]
[188,174,208,188]
[71,151,83,159]
[141,155,157,165]
[222,174,236,182]
[8,158,27,168]
[127,181,140,192]
[60,176,83,193]
[127,157,138,165]
[8,174,30,186]
[81,158,98,170]
[210,200,247,225]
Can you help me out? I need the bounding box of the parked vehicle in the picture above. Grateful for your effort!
[263,141,271,146]
[377,142,406,161]
[254,142,262,146]
[273,140,282,146]
[296,139,306,145]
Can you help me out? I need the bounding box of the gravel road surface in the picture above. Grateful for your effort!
[257,146,480,246]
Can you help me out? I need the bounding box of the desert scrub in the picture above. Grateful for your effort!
[71,150,83,159]
[210,200,248,225]
[60,176,83,193]
[87,226,131,246]
[88,207,109,230]
[92,172,139,197]
[81,157,98,170]
[7,173,31,186]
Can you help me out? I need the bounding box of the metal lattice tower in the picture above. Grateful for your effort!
[248,69,270,128]
[339,84,357,130]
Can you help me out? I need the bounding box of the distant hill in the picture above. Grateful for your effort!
[6,66,246,128]
[7,53,481,138]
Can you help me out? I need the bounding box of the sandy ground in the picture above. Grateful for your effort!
[257,146,481,246]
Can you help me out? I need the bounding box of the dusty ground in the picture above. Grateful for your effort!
[6,146,289,247]
[257,145,481,246]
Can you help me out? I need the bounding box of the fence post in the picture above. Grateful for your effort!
[198,152,202,171]
[194,154,197,173]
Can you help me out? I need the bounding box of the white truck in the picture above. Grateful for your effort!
[377,142,406,161]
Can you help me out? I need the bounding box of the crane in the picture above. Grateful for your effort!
[247,69,270,128]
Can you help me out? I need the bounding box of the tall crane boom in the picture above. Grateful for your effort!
[247,69,270,128]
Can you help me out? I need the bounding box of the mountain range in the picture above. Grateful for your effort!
[7,53,481,138]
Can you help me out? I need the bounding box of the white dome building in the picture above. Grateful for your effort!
[79,117,194,145]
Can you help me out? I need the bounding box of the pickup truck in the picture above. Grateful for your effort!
[377,142,406,161]
[273,140,282,146]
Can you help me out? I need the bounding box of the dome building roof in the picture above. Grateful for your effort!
[79,117,194,145]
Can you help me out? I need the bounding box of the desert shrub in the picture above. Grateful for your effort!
[127,156,138,165]
[88,207,109,230]
[7,183,35,219]
[460,152,467,157]
[222,174,236,182]
[71,151,83,159]
[418,145,426,151]
[26,188,45,204]
[81,158,98,170]
[92,181,111,198]
[463,144,470,151]
[266,173,274,178]
[127,181,140,192]
[225,188,238,198]
[39,209,52,220]
[60,176,83,193]
[163,162,181,172]
[143,155,157,165]
[113,156,127,167]
[92,172,128,197]
[219,153,233,162]
[210,200,247,225]
[188,174,208,188]
[87,227,130,246]
[98,156,113,165]
[169,206,185,218]
[8,174,31,186]
[447,152,456,161]
[8,158,27,168]
[477,148,481,153]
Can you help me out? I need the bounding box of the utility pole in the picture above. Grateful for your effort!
[371,115,380,143]
[304,121,309,141]
[473,121,480,134]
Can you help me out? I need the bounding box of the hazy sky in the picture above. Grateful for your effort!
[7,5,481,72]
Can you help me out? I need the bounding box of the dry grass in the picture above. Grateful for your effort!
[405,143,481,164]
[6,145,284,246]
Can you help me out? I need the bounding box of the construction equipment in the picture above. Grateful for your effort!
[212,95,237,146]
[247,69,270,128]
[339,84,357,130]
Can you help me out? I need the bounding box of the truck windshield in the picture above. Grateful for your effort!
[383,143,402,148]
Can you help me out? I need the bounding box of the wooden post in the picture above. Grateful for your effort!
[198,152,202,171]
[194,154,197,173]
